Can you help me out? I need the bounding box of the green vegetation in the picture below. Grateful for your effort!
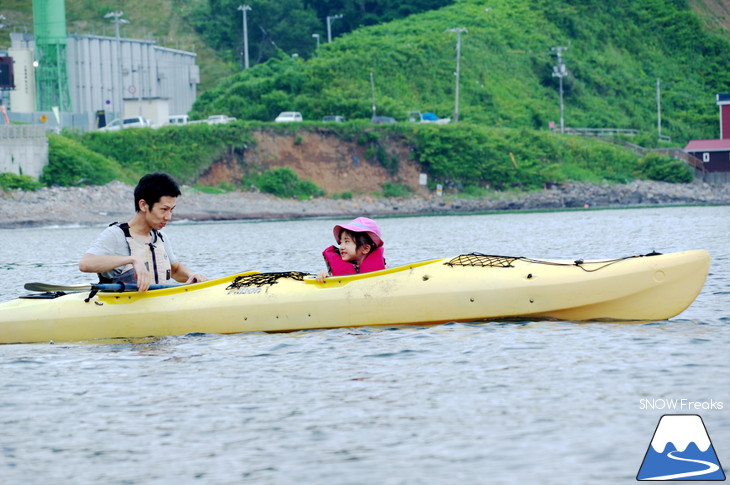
[192,0,730,145]
[1,1,454,91]
[331,191,354,200]
[30,121,693,197]
[41,134,132,187]
[0,173,41,192]
[244,167,325,199]
[52,124,254,185]
[635,153,694,183]
[189,0,453,69]
[4,0,721,195]
[407,124,642,190]
[381,182,415,198]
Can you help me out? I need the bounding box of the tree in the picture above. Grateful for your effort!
[191,0,323,66]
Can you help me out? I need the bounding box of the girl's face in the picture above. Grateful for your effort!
[339,232,371,263]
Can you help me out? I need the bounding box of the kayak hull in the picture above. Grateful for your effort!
[0,250,711,344]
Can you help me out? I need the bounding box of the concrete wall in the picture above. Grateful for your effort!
[0,125,49,178]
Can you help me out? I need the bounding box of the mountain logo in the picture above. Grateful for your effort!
[637,414,726,481]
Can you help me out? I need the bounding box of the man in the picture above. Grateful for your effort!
[79,172,207,291]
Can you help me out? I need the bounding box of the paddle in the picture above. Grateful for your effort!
[24,282,180,293]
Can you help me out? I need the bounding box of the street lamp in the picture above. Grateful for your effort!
[446,27,467,123]
[238,5,251,69]
[104,11,129,120]
[326,14,342,43]
[551,46,568,133]
[312,33,320,56]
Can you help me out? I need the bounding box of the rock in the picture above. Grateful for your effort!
[1,180,729,229]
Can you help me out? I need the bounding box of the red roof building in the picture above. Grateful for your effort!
[684,94,730,175]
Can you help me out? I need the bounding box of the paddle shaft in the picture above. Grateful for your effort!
[24,282,179,293]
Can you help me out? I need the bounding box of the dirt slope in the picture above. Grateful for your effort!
[198,129,423,195]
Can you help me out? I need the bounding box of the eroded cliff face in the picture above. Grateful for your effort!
[197,129,423,195]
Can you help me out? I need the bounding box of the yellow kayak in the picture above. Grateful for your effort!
[0,250,710,344]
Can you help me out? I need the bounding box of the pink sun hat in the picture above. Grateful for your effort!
[333,217,384,248]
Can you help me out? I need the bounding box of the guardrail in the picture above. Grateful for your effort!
[553,126,673,143]
[561,127,640,137]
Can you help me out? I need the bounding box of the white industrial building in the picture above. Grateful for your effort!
[7,32,199,130]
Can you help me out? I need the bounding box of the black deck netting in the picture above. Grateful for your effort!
[444,252,656,271]
[226,272,309,289]
[444,253,522,268]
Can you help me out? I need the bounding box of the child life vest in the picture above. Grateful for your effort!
[322,245,386,276]
[99,222,173,284]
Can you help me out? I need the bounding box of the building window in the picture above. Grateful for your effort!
[702,152,710,162]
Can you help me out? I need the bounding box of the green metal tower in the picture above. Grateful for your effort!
[33,0,72,111]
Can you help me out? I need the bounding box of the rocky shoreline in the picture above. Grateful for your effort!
[1,180,728,229]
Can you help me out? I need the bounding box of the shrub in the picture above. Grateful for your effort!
[331,191,353,199]
[635,153,694,183]
[78,124,254,184]
[40,134,130,187]
[382,181,414,198]
[0,173,42,191]
[250,167,324,199]
[460,185,489,198]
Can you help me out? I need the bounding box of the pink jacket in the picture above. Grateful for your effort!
[322,245,386,276]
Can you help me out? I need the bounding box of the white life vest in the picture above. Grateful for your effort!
[99,222,173,284]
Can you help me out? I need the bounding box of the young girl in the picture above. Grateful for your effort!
[316,217,386,282]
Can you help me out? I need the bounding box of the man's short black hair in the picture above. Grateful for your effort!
[134,172,181,212]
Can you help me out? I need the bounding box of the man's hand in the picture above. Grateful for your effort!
[185,273,208,284]
[132,257,151,291]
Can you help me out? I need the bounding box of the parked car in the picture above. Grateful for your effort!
[371,116,396,124]
[168,114,189,125]
[207,115,237,125]
[322,115,345,122]
[275,111,303,122]
[407,110,451,124]
[99,116,152,131]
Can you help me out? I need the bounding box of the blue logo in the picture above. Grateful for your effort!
[637,414,725,481]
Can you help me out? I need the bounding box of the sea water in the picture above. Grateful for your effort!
[1,206,728,484]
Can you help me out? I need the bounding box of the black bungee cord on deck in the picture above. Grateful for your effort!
[444,251,663,272]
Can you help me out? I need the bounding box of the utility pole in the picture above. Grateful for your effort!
[551,46,568,133]
[238,5,251,69]
[446,28,467,123]
[370,71,376,119]
[327,14,342,43]
[657,78,662,140]
[104,11,129,120]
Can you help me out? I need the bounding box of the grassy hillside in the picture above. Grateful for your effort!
[191,0,730,144]
[2,0,727,141]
